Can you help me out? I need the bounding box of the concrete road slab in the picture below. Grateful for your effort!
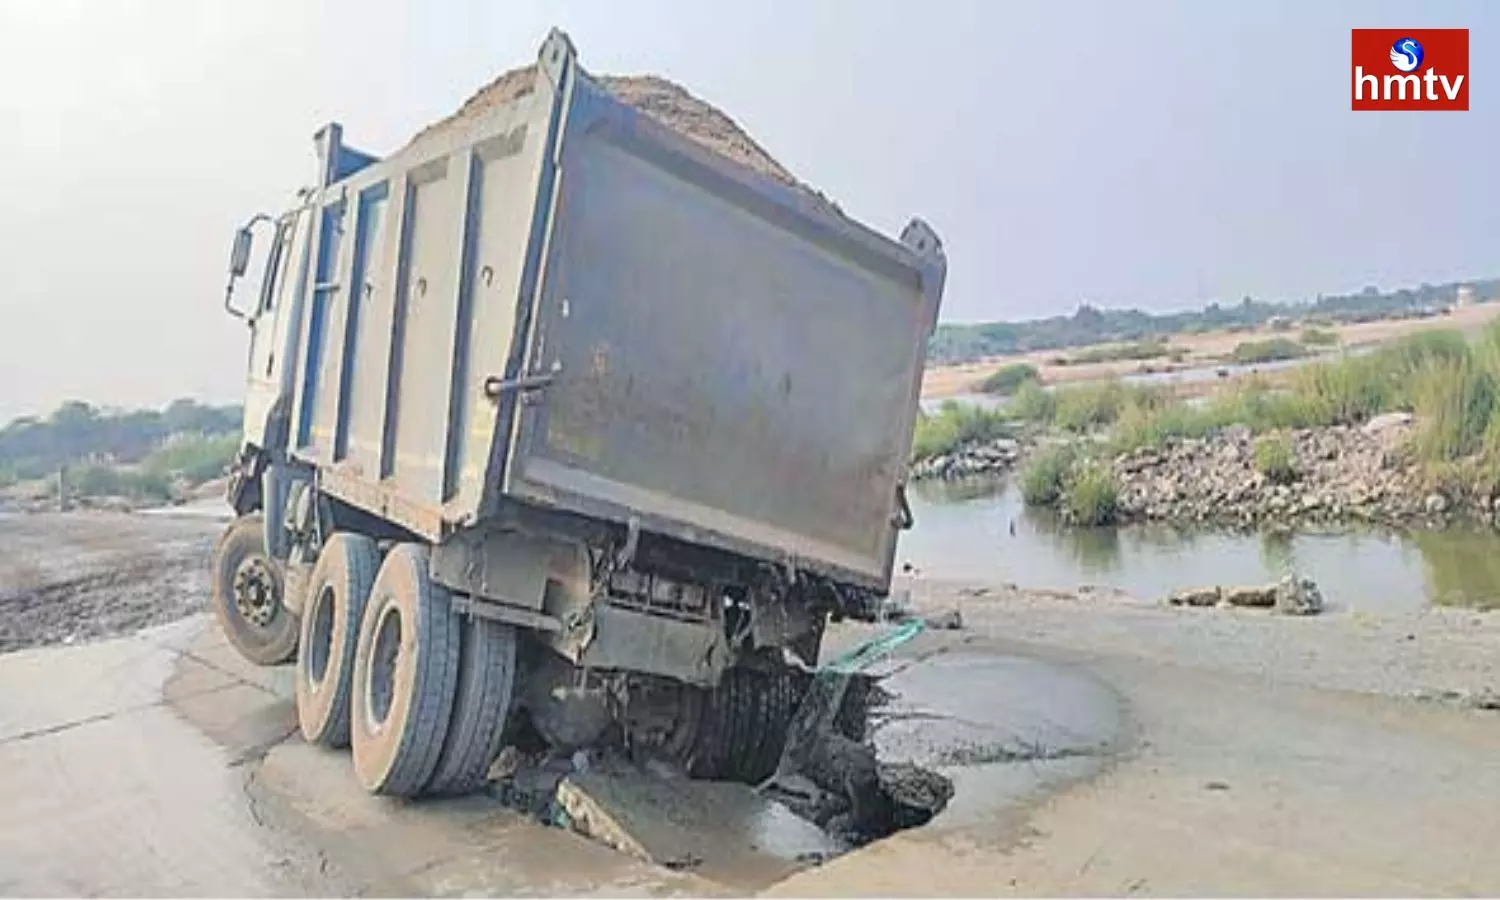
[557,770,844,884]
[0,625,326,897]
[171,621,295,698]
[0,625,189,740]
[254,741,722,896]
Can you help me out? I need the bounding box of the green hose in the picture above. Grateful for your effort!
[821,617,926,675]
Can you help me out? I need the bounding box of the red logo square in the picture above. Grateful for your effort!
[1351,29,1469,111]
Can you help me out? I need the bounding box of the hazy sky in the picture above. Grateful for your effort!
[1,0,1495,422]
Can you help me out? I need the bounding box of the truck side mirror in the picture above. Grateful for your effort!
[224,214,272,319]
[229,226,254,278]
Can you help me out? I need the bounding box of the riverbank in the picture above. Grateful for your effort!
[1106,416,1500,529]
[915,322,1500,536]
[921,301,1500,400]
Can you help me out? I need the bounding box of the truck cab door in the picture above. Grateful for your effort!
[243,209,310,452]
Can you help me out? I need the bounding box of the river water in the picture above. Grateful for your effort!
[900,477,1500,614]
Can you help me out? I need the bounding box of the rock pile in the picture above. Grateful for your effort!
[1168,574,1325,616]
[910,436,1026,481]
[1112,418,1499,528]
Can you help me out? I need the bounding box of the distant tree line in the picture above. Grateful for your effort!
[927,277,1500,366]
[0,398,242,487]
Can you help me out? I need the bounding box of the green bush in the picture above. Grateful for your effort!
[1230,338,1306,365]
[1069,338,1170,365]
[142,433,240,483]
[1008,380,1057,423]
[1384,329,1470,372]
[1300,327,1339,347]
[1287,354,1391,425]
[976,363,1040,396]
[1020,444,1075,506]
[1111,401,1226,453]
[1050,381,1167,432]
[1408,355,1496,465]
[1053,383,1122,431]
[1253,435,1297,484]
[70,464,173,502]
[1064,462,1119,526]
[911,402,1010,462]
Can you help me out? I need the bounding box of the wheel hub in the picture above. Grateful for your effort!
[232,557,280,629]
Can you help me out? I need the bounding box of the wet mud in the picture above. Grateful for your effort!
[0,511,222,653]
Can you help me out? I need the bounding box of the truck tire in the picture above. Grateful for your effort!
[424,617,517,796]
[211,513,298,666]
[688,666,800,784]
[350,543,460,797]
[294,533,379,748]
[749,668,795,778]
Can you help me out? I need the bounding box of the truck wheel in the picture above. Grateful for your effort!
[749,668,795,778]
[211,513,298,666]
[689,666,801,784]
[424,617,517,795]
[350,543,460,797]
[295,533,379,748]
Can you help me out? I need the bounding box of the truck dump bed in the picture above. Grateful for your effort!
[285,31,946,590]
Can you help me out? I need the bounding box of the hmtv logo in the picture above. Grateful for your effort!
[1351,29,1469,110]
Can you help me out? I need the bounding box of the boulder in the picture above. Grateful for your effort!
[922,609,964,631]
[1168,586,1222,607]
[1274,574,1324,616]
[1222,585,1277,608]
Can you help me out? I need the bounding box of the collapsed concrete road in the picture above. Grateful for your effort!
[3,512,1500,896]
[0,611,1122,896]
[0,618,722,896]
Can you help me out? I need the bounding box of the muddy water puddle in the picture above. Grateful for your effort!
[902,478,1500,613]
[867,650,1122,830]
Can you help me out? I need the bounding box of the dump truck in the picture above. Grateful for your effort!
[211,29,946,798]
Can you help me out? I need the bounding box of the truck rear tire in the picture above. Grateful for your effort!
[350,543,460,797]
[424,617,517,795]
[295,533,379,748]
[211,513,298,666]
[689,665,800,784]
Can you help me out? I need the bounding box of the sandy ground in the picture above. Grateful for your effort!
[2,511,1498,896]
[923,302,1500,399]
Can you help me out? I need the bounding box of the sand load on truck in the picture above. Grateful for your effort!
[406,63,843,213]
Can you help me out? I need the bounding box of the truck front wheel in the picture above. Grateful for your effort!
[210,514,298,666]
